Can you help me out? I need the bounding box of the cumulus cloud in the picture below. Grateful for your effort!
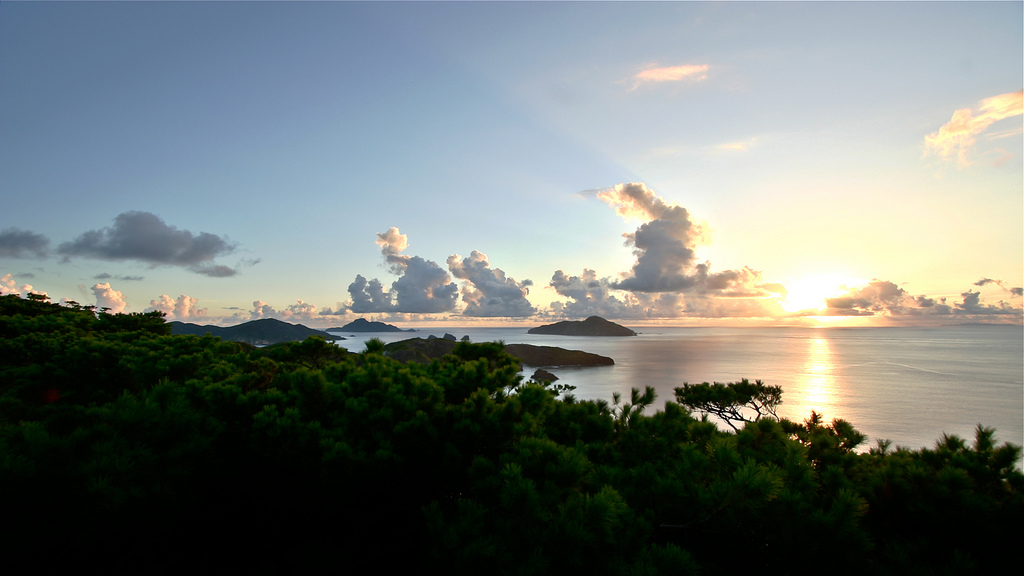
[548,269,643,318]
[0,228,50,259]
[597,183,767,297]
[924,90,1024,167]
[232,298,343,325]
[376,227,411,274]
[58,211,239,275]
[348,275,394,313]
[282,299,320,321]
[92,282,128,314]
[540,183,799,319]
[447,251,536,317]
[249,300,278,320]
[547,268,779,319]
[1,273,46,297]
[633,64,709,89]
[820,279,1022,319]
[146,294,207,320]
[347,228,459,314]
[824,280,908,316]
[956,291,1021,316]
[391,256,460,313]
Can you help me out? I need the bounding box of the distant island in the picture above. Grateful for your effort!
[327,318,413,333]
[170,318,341,346]
[528,315,637,336]
[383,337,614,367]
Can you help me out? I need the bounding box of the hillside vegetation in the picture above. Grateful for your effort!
[1,294,1021,574]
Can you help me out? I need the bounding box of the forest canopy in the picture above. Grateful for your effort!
[1,294,1021,574]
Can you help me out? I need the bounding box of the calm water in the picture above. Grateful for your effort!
[330,325,1024,455]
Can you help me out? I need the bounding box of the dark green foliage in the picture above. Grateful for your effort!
[1,294,1020,574]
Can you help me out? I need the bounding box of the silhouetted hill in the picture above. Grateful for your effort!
[382,337,614,367]
[170,318,341,345]
[528,316,637,336]
[504,343,614,367]
[328,318,413,332]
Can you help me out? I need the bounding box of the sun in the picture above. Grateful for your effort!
[780,274,862,314]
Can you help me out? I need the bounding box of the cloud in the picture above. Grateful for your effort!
[376,226,411,274]
[318,305,350,317]
[824,280,908,316]
[546,268,779,319]
[347,275,394,313]
[146,294,207,320]
[718,142,748,151]
[282,299,320,321]
[633,64,709,89]
[956,291,1021,316]
[548,269,643,318]
[599,184,700,293]
[391,256,460,313]
[0,228,50,259]
[95,273,144,281]
[597,183,761,297]
[58,211,238,274]
[717,138,757,152]
[1,273,46,297]
[224,298,340,326]
[924,90,1024,167]
[820,279,1022,319]
[974,277,1023,296]
[189,264,238,278]
[92,282,128,313]
[249,300,277,320]
[347,228,459,314]
[542,183,801,319]
[447,251,536,317]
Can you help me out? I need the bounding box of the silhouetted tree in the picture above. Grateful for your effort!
[674,378,782,431]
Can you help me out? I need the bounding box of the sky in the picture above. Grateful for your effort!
[1,1,1022,327]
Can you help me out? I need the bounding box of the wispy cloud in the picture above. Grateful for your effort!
[718,142,748,151]
[632,64,709,89]
[924,90,1023,167]
[717,138,757,152]
[94,273,144,282]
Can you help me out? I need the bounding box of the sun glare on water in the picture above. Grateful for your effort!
[780,274,862,314]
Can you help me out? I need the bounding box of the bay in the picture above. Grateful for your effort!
[330,325,1024,456]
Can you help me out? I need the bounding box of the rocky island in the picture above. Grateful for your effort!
[382,337,613,367]
[328,318,413,333]
[527,315,637,336]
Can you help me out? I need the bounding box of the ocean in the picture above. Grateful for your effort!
[329,325,1024,456]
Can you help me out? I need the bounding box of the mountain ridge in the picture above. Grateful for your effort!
[170,318,341,345]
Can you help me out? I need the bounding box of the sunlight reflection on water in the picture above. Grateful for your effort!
[788,336,840,420]
[331,325,1023,459]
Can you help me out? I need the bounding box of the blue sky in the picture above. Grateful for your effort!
[2,1,1021,326]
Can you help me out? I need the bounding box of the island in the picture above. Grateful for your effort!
[527,315,637,336]
[170,318,341,346]
[327,318,413,333]
[382,337,614,367]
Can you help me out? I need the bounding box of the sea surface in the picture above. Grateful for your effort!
[328,325,1024,456]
